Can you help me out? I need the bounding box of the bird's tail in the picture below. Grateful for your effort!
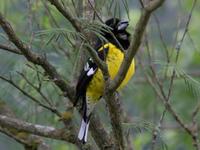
[78,117,90,143]
[78,96,94,143]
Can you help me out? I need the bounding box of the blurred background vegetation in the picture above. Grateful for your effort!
[0,0,200,150]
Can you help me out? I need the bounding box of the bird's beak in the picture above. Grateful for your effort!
[117,21,129,31]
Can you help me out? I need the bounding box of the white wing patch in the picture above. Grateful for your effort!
[87,68,96,76]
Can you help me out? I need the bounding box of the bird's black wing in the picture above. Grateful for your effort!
[74,47,109,106]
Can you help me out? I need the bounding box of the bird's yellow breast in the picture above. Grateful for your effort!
[86,43,135,102]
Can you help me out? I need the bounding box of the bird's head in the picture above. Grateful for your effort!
[102,18,130,50]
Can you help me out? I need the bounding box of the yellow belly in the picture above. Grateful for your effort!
[86,43,135,102]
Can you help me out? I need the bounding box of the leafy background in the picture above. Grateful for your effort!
[0,0,200,150]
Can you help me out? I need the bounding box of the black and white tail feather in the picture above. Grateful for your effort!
[78,99,91,143]
[78,118,90,143]
[78,97,96,143]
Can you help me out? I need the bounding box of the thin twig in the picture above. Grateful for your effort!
[138,58,195,148]
[192,99,200,122]
[139,0,144,8]
[17,72,54,108]
[0,75,61,117]
[153,14,169,63]
[87,0,104,23]
[47,0,81,32]
[42,0,60,28]
[0,128,32,146]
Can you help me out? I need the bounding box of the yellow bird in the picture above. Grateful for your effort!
[74,18,135,143]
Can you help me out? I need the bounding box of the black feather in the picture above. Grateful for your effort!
[95,18,130,50]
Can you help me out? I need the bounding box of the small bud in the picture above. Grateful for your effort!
[59,111,73,121]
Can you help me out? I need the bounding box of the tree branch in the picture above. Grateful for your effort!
[103,92,125,149]
[90,112,115,149]
[86,45,109,77]
[0,44,22,55]
[0,114,94,150]
[0,100,51,150]
[145,0,165,12]
[0,115,74,142]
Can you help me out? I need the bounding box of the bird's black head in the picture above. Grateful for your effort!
[96,18,130,50]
